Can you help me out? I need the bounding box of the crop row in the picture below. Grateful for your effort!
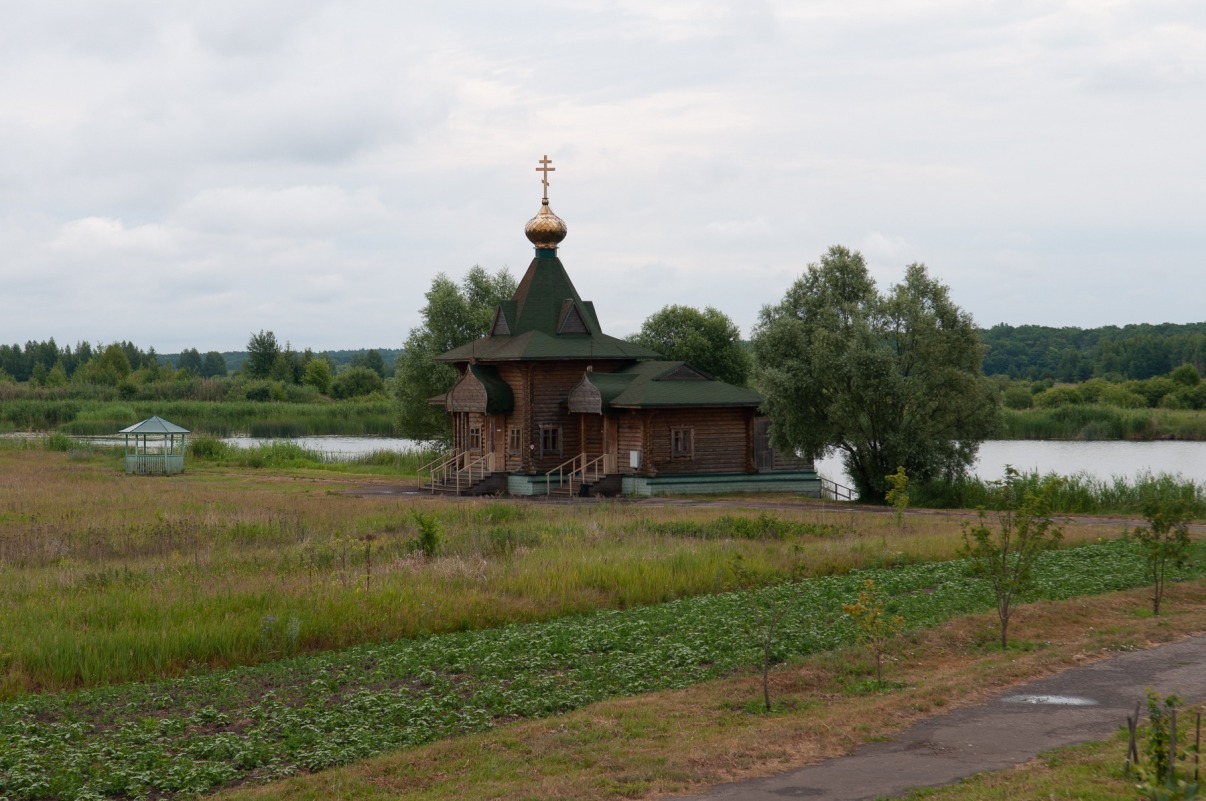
[1,539,1201,800]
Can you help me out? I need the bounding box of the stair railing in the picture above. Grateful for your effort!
[819,476,857,502]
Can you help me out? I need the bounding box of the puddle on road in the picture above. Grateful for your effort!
[1001,694,1098,706]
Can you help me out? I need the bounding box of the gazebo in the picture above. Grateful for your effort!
[119,416,190,475]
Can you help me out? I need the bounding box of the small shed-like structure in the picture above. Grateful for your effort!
[120,416,190,475]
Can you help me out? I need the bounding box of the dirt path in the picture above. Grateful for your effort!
[674,633,1206,801]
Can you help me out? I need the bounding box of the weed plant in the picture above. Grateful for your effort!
[0,539,1201,800]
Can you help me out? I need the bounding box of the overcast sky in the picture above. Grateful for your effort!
[2,1,1203,354]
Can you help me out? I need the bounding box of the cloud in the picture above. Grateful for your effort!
[177,186,388,236]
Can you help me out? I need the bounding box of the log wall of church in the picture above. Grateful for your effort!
[644,407,755,476]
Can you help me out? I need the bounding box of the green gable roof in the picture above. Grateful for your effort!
[576,361,762,409]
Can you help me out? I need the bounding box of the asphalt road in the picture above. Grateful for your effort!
[676,634,1206,801]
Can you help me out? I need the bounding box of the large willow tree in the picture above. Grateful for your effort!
[752,245,999,502]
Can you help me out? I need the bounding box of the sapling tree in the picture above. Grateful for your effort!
[730,552,803,712]
[1130,484,1197,615]
[885,466,909,531]
[842,578,904,686]
[960,466,1064,648]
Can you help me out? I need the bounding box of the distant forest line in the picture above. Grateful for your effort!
[2,322,1204,386]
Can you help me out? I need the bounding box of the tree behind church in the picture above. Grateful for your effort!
[395,266,516,442]
[628,305,752,387]
[752,245,999,503]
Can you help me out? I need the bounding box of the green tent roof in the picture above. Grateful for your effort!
[119,416,190,434]
[436,250,662,363]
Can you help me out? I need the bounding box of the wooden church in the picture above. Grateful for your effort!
[424,157,817,497]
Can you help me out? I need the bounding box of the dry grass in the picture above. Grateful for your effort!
[0,446,1135,695]
[219,583,1206,801]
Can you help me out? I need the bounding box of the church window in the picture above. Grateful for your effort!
[540,425,562,457]
[508,426,523,453]
[467,425,482,451]
[671,427,694,459]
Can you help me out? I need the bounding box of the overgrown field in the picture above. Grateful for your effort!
[0,445,1130,697]
[1,442,1202,800]
[3,539,1203,800]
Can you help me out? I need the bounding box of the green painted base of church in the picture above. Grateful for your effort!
[504,471,820,497]
[620,472,820,497]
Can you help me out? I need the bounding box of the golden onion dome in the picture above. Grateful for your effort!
[524,199,568,250]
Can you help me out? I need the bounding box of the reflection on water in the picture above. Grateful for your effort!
[815,439,1206,488]
[222,436,426,460]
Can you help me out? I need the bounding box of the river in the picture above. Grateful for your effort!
[214,436,1205,486]
[815,439,1206,488]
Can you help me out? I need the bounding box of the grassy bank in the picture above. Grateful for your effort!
[914,469,1206,515]
[1003,405,1206,441]
[2,541,1202,800]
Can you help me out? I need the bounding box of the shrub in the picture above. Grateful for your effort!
[1033,385,1083,408]
[188,436,230,461]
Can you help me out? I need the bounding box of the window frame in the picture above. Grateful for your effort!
[539,424,562,458]
[670,426,695,460]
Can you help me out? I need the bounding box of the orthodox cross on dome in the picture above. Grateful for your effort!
[535,155,555,202]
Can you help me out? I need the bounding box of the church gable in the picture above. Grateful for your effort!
[656,364,711,382]
[491,305,512,336]
[557,300,591,335]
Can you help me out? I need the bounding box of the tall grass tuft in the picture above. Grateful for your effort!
[1003,406,1206,441]
[913,469,1206,516]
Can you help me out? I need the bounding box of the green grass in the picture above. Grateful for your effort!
[913,469,1206,515]
[1,539,1200,801]
[0,398,399,437]
[1003,405,1206,441]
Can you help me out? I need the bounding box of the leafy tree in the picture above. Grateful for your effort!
[1169,363,1201,387]
[45,361,68,388]
[245,331,282,379]
[959,466,1064,648]
[332,366,386,399]
[177,348,204,376]
[395,266,516,442]
[74,343,133,386]
[302,358,333,395]
[752,246,999,502]
[201,351,228,378]
[628,305,752,386]
[351,349,388,378]
[1129,480,1197,615]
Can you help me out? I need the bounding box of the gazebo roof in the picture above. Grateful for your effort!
[119,416,191,435]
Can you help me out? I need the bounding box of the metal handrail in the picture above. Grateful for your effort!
[819,476,857,502]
